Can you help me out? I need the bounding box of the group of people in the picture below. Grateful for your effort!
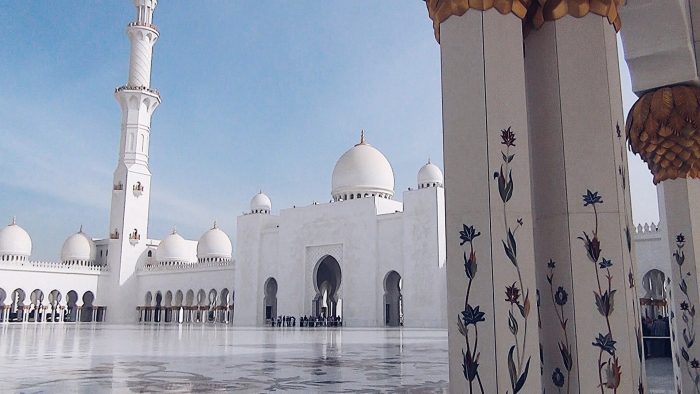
[642,315,672,358]
[268,315,343,328]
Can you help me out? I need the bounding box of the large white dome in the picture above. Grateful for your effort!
[250,192,271,214]
[418,160,444,188]
[157,230,192,264]
[0,218,32,259]
[197,223,232,262]
[331,132,395,201]
[61,228,96,263]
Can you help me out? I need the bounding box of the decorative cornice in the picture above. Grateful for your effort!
[425,0,623,42]
[626,85,700,184]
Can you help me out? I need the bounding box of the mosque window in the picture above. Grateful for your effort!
[147,250,152,258]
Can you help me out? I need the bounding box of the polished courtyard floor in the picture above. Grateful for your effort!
[0,324,448,393]
[0,324,675,393]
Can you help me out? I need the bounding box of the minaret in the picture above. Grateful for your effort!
[107,0,160,322]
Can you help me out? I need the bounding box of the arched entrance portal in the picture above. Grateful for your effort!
[313,255,342,319]
[263,277,278,324]
[384,270,403,327]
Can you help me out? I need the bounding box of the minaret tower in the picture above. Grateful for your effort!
[107,0,160,322]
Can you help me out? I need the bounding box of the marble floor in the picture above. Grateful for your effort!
[0,324,675,393]
[0,324,448,393]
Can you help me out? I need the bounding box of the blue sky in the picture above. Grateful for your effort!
[0,2,656,260]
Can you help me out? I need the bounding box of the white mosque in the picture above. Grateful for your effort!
[0,0,672,328]
[0,0,448,327]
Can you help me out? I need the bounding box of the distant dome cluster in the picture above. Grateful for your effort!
[153,223,233,265]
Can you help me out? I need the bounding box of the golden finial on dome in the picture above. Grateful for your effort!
[171,226,177,235]
[10,216,16,225]
[79,224,83,233]
[212,220,218,229]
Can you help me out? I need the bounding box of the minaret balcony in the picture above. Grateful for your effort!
[113,182,124,191]
[110,231,120,240]
[115,85,160,99]
[128,21,158,31]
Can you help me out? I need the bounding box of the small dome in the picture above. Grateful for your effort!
[197,223,232,262]
[418,160,444,188]
[251,192,272,214]
[156,230,192,263]
[61,227,96,263]
[0,217,32,259]
[331,131,395,201]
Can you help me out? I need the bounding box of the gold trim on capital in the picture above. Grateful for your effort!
[425,0,529,42]
[626,85,700,184]
[425,0,623,42]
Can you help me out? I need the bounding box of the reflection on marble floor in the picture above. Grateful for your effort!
[0,325,448,393]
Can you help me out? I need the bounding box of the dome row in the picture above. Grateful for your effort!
[0,219,233,265]
[156,224,232,264]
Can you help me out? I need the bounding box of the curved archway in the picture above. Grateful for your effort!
[11,289,26,322]
[81,291,95,322]
[384,270,403,327]
[154,291,163,323]
[66,290,78,322]
[313,255,342,319]
[48,290,62,322]
[219,288,230,324]
[263,277,278,324]
[164,291,173,322]
[207,289,217,322]
[196,289,206,322]
[29,289,44,322]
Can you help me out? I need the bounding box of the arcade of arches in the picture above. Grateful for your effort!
[0,288,105,323]
[138,288,234,324]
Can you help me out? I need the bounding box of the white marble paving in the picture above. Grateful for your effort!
[0,325,448,393]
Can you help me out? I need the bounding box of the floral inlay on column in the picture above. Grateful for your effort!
[673,233,700,392]
[494,127,531,393]
[578,190,622,392]
[545,259,572,393]
[458,224,485,393]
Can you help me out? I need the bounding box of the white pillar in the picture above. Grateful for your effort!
[524,15,646,393]
[658,180,700,392]
[440,10,541,393]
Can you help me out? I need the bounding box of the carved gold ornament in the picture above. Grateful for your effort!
[626,85,700,184]
[425,0,623,42]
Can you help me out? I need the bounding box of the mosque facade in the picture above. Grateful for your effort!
[0,1,671,330]
[0,0,448,328]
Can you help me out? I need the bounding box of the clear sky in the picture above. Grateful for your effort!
[0,2,657,260]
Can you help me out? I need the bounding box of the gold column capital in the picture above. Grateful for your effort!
[626,85,700,184]
[425,0,624,42]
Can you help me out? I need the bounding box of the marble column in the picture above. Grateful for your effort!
[524,14,645,393]
[657,180,700,392]
[440,10,541,393]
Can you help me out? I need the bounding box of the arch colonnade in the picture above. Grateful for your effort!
[137,288,234,325]
[0,287,105,323]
